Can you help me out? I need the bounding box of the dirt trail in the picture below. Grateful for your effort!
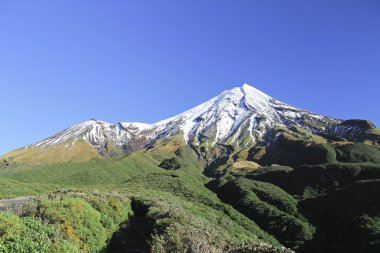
[0,196,31,212]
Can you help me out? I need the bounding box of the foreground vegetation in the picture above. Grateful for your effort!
[0,143,291,252]
[0,190,294,253]
[0,131,380,252]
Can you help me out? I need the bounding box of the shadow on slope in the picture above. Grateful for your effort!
[106,199,152,253]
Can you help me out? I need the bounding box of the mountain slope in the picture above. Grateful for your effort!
[1,120,151,164]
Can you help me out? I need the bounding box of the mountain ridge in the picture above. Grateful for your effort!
[2,83,376,165]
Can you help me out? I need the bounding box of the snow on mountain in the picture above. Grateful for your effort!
[146,83,339,146]
[24,84,341,155]
[28,119,151,153]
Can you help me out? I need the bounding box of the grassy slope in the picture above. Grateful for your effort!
[0,138,285,251]
[1,139,101,165]
[2,131,380,252]
[0,151,160,187]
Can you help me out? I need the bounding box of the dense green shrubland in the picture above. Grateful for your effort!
[208,177,315,249]
[301,179,380,253]
[0,190,294,253]
[0,133,380,252]
[0,191,131,253]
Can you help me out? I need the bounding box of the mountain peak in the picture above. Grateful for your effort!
[241,83,271,99]
[241,83,256,90]
[79,118,104,126]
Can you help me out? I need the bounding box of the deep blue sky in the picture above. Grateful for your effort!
[0,1,379,155]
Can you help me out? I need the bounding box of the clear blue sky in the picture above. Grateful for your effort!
[0,0,379,155]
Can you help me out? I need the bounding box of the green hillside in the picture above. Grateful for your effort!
[1,130,380,252]
[0,141,289,252]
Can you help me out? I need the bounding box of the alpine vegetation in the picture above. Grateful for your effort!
[1,84,379,253]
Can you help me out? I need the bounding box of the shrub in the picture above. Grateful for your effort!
[0,212,78,253]
[34,197,108,252]
[159,158,182,170]
[0,191,132,253]
[211,178,315,249]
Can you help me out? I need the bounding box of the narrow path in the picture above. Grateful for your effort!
[0,196,31,212]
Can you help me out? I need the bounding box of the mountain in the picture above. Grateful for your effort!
[1,83,380,253]
[1,84,348,165]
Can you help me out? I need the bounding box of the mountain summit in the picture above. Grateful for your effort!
[148,83,338,146]
[2,83,377,165]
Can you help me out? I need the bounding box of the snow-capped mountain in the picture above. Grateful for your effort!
[147,84,339,147]
[2,84,346,164]
[29,84,339,149]
[28,120,151,156]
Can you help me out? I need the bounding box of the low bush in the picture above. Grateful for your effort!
[0,212,78,253]
[301,179,380,253]
[210,178,315,249]
[0,191,132,253]
[131,195,290,253]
